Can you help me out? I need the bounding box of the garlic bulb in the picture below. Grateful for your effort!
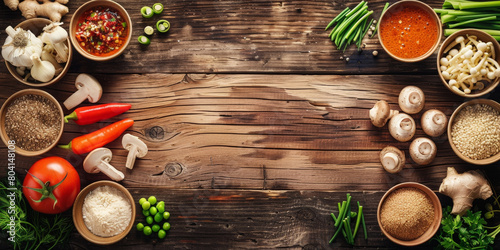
[41,44,63,75]
[40,22,68,63]
[2,26,43,67]
[30,54,55,82]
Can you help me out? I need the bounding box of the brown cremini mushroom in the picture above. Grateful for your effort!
[421,109,448,137]
[388,113,416,142]
[369,100,399,127]
[380,146,405,173]
[409,137,437,165]
[398,86,425,114]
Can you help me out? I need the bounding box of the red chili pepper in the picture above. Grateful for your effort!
[58,119,134,154]
[64,103,131,125]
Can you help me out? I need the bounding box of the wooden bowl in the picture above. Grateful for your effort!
[69,0,132,61]
[5,18,72,87]
[73,181,136,245]
[448,99,500,165]
[378,0,442,63]
[377,182,442,246]
[0,89,64,156]
[437,29,500,97]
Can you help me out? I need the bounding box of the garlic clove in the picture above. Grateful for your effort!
[30,54,56,82]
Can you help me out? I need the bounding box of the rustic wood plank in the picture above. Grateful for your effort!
[2,73,499,191]
[66,189,450,249]
[0,0,446,74]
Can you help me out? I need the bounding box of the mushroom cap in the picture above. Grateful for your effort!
[83,148,112,174]
[369,100,398,127]
[409,137,437,165]
[421,109,448,137]
[398,86,425,114]
[75,73,102,103]
[388,113,416,142]
[122,133,148,157]
[380,146,405,173]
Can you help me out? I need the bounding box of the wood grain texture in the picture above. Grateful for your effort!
[0,0,446,74]
[67,189,451,249]
[1,73,499,192]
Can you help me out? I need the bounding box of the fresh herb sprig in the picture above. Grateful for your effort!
[434,206,494,250]
[0,175,73,250]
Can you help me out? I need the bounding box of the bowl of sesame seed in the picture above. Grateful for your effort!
[448,99,500,165]
[377,182,442,246]
[0,89,64,156]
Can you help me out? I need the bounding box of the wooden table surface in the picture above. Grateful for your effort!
[1,0,500,249]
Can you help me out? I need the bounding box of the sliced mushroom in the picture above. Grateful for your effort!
[398,86,425,114]
[421,109,448,137]
[388,113,416,142]
[369,100,399,127]
[380,146,405,173]
[409,137,437,165]
[83,148,124,181]
[63,73,102,110]
[122,134,148,169]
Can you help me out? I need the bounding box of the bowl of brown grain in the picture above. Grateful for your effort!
[377,182,442,246]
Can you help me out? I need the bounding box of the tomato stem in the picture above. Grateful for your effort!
[23,172,68,209]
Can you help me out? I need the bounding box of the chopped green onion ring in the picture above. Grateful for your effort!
[152,3,164,14]
[138,35,151,45]
[141,6,154,18]
[144,26,154,35]
[156,20,170,33]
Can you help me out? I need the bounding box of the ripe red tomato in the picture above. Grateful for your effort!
[23,156,81,214]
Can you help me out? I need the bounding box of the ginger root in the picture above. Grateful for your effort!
[5,0,69,22]
[439,167,493,215]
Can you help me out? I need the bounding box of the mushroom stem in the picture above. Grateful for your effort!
[63,86,88,110]
[400,117,413,131]
[382,152,399,171]
[418,141,433,155]
[98,160,125,181]
[126,144,138,169]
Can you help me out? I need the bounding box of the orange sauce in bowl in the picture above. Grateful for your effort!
[379,5,438,59]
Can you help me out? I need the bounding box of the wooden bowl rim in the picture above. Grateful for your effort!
[69,0,133,61]
[72,180,136,245]
[377,182,442,246]
[437,29,500,98]
[447,99,500,165]
[5,18,73,87]
[378,0,442,63]
[0,89,64,156]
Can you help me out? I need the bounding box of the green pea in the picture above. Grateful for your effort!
[154,212,163,223]
[150,206,158,216]
[136,222,145,231]
[162,222,171,231]
[158,229,166,239]
[143,226,152,236]
[152,224,160,232]
[148,196,157,205]
[156,202,165,213]
[142,201,151,210]
[139,198,147,205]
[146,216,154,224]
[142,209,150,217]
[163,211,170,220]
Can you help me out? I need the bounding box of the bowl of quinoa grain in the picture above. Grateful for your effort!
[377,182,442,246]
[448,99,500,165]
[0,89,64,156]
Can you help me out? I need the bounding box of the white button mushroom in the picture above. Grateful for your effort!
[380,146,405,173]
[369,100,399,128]
[409,137,437,165]
[122,134,148,170]
[83,148,125,181]
[388,113,416,142]
[398,86,425,114]
[63,73,102,110]
[421,109,448,137]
